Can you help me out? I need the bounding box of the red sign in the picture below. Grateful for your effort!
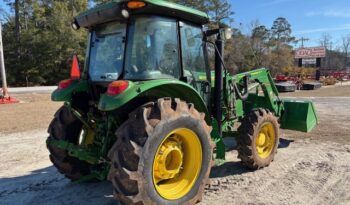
[295,47,326,58]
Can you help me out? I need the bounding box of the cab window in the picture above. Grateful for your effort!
[180,23,209,102]
[125,17,180,80]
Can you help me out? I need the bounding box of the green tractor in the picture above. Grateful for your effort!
[47,0,318,204]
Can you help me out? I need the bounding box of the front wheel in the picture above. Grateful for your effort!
[237,109,280,169]
[108,98,214,205]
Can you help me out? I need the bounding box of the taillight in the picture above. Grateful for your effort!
[107,81,129,96]
[127,1,146,9]
[58,79,73,90]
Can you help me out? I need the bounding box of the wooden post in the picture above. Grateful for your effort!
[0,22,8,97]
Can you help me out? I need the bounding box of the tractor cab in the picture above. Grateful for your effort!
[73,0,211,103]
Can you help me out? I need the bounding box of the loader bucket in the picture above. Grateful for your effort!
[280,99,318,132]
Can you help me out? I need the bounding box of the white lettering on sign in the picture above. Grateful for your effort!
[295,47,326,58]
[302,58,317,64]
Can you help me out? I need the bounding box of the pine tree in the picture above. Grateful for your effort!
[2,0,89,85]
[271,17,294,44]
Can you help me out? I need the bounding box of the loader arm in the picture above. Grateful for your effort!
[231,68,318,132]
[231,68,283,117]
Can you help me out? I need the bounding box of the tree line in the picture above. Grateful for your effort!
[1,0,298,86]
[1,0,89,86]
[318,33,350,71]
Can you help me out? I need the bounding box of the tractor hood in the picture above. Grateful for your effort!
[74,0,209,29]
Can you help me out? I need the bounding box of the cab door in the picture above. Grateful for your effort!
[179,22,210,106]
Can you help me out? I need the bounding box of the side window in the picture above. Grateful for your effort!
[180,23,209,102]
[180,23,207,83]
[89,22,126,81]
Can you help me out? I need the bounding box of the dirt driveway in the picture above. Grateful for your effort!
[0,88,349,205]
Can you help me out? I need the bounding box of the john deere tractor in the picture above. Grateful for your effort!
[47,0,318,204]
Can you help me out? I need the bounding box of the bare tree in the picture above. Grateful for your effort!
[250,22,270,67]
[319,33,333,69]
[319,33,333,50]
[341,35,350,68]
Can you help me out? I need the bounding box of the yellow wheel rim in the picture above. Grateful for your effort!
[255,122,275,159]
[152,128,202,200]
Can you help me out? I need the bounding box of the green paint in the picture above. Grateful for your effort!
[98,79,211,123]
[47,138,99,163]
[49,66,318,180]
[232,68,281,116]
[75,0,209,27]
[73,165,110,183]
[280,99,318,132]
[66,102,92,129]
[51,80,88,102]
[143,0,208,19]
[75,1,119,19]
[211,118,225,160]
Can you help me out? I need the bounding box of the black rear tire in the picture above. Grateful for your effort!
[47,106,91,180]
[108,98,214,205]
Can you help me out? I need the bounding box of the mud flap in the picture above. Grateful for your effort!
[280,100,318,132]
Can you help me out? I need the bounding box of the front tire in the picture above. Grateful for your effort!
[237,109,280,169]
[108,98,214,205]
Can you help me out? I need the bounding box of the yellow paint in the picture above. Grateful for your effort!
[84,129,95,145]
[152,128,202,200]
[255,122,275,159]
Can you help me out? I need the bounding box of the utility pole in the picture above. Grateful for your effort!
[0,22,8,97]
[299,37,309,48]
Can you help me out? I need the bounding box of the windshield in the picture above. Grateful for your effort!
[124,17,180,80]
[89,22,126,82]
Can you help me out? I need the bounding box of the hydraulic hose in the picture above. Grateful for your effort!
[232,76,249,101]
[206,40,250,101]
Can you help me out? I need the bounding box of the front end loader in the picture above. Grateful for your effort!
[46,0,318,204]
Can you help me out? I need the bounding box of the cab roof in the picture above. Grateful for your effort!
[75,0,209,28]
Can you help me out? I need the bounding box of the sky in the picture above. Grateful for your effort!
[230,0,350,48]
[1,0,350,48]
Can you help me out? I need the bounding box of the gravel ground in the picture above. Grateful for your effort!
[0,93,62,134]
[204,140,350,205]
[0,90,349,205]
[201,96,350,205]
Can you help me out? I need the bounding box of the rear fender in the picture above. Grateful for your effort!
[51,80,89,102]
[98,80,211,124]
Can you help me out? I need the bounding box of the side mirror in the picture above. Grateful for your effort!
[222,28,232,40]
[205,27,232,40]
